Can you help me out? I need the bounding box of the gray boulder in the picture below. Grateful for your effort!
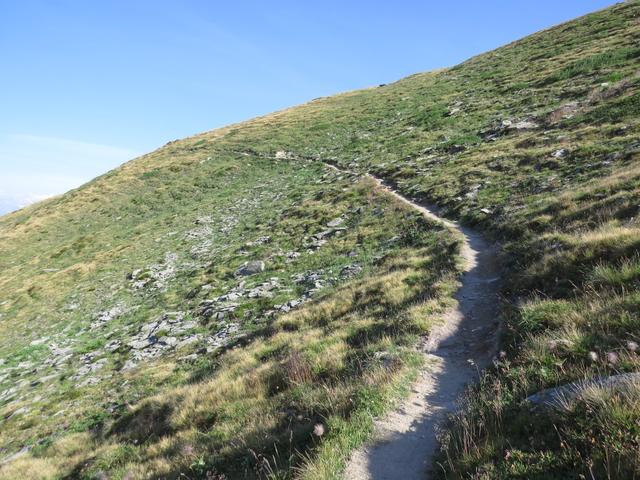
[526,373,640,411]
[235,260,265,276]
[327,217,345,228]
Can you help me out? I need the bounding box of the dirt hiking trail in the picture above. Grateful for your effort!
[341,171,502,480]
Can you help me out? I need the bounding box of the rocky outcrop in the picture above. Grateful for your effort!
[235,260,265,277]
[525,373,640,410]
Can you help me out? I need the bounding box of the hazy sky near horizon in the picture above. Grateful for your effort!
[0,0,617,214]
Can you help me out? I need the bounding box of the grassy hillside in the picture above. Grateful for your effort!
[0,152,461,478]
[1,1,639,478]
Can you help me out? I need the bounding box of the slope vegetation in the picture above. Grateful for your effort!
[1,1,639,478]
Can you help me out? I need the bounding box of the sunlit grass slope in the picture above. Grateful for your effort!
[1,1,639,478]
[0,150,460,479]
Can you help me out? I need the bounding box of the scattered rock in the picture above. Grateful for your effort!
[105,340,121,352]
[292,271,325,291]
[1,446,31,465]
[274,298,304,313]
[194,215,213,225]
[203,322,241,352]
[526,373,640,411]
[340,264,363,278]
[160,336,178,348]
[65,302,80,311]
[465,184,481,200]
[487,160,506,171]
[305,227,347,250]
[327,217,345,228]
[73,355,108,381]
[7,406,29,419]
[200,301,239,321]
[130,253,180,290]
[443,144,466,154]
[91,304,126,330]
[122,360,138,371]
[129,337,156,350]
[124,311,199,364]
[247,278,280,298]
[500,119,539,130]
[285,251,300,263]
[537,160,560,170]
[549,101,580,122]
[235,261,265,277]
[373,351,398,370]
[481,118,538,140]
[177,335,201,349]
[246,236,271,247]
[17,361,34,370]
[38,373,58,384]
[44,344,74,369]
[78,375,105,387]
[185,224,213,240]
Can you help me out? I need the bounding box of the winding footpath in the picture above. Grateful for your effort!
[327,164,502,480]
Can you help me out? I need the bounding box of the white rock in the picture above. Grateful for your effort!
[327,217,345,228]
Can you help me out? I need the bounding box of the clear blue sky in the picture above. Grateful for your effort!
[0,0,618,214]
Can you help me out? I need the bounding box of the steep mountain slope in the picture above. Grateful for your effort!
[1,1,639,478]
[0,153,461,479]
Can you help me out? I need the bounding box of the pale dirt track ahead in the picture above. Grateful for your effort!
[334,168,501,480]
